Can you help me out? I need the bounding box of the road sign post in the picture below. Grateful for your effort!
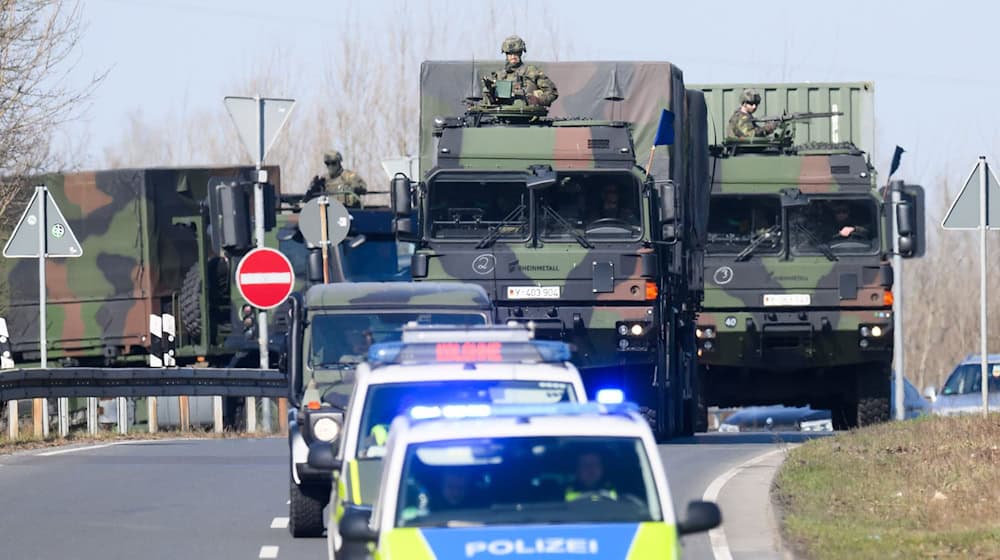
[942,156,1000,416]
[225,94,295,433]
[3,185,83,438]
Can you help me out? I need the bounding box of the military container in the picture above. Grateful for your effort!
[396,60,710,439]
[691,82,924,429]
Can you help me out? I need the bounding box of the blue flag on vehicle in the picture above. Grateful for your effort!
[889,145,905,177]
[653,109,675,146]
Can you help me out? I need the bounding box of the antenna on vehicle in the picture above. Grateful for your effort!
[604,64,624,122]
[465,56,482,106]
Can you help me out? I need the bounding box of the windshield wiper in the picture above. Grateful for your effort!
[793,223,838,261]
[735,224,780,262]
[475,203,526,249]
[540,202,593,249]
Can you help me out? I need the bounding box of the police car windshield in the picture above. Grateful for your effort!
[358,381,578,459]
[941,363,1000,395]
[395,435,661,527]
[308,313,488,373]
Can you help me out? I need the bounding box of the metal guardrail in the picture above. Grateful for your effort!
[0,367,287,401]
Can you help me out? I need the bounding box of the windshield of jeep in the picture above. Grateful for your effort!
[428,174,528,240]
[307,312,488,373]
[789,198,878,255]
[394,435,662,527]
[539,172,641,241]
[358,381,578,459]
[707,195,781,255]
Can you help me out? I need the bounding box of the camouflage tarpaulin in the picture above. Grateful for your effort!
[420,61,684,179]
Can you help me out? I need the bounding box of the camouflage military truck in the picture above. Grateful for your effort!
[0,166,283,368]
[692,83,925,429]
[283,281,492,537]
[387,61,711,439]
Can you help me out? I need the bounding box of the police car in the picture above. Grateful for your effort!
[337,400,721,560]
[306,325,590,560]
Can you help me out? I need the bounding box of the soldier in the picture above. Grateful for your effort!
[482,35,558,107]
[307,150,368,207]
[727,89,778,139]
[825,202,870,240]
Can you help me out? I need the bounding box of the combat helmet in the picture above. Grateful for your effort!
[323,150,343,165]
[501,35,526,55]
[740,89,761,105]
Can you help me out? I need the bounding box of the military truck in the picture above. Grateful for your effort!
[691,83,925,429]
[387,61,711,439]
[283,281,492,537]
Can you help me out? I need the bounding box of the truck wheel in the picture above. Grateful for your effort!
[856,367,891,427]
[289,478,327,537]
[179,265,203,341]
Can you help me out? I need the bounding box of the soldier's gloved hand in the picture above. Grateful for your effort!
[526,94,542,106]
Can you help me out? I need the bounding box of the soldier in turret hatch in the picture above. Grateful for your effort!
[306,150,368,207]
[727,89,778,139]
[482,35,558,107]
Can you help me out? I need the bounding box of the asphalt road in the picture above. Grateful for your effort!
[0,434,824,560]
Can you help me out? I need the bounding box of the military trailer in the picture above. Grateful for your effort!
[283,281,492,537]
[692,83,924,429]
[388,61,711,439]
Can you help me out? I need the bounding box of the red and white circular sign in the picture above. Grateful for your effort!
[235,247,295,310]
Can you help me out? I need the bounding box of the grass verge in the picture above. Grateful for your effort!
[773,414,1000,559]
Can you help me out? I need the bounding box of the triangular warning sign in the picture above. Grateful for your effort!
[3,187,83,258]
[942,158,1000,230]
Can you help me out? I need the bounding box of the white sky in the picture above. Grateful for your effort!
[67,0,1000,211]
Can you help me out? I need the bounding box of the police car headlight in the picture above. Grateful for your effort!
[312,417,341,442]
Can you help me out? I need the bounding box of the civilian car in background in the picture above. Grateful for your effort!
[926,354,1000,417]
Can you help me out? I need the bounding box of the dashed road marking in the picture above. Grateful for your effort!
[270,517,289,529]
[703,448,785,560]
[259,545,279,559]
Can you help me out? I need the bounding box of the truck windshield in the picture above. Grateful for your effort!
[706,195,781,255]
[789,198,879,255]
[358,381,579,459]
[308,312,488,370]
[538,172,641,241]
[428,175,528,241]
[342,239,409,281]
[394,435,662,527]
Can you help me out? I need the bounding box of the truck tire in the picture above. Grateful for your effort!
[289,478,327,538]
[856,366,891,427]
[179,265,203,342]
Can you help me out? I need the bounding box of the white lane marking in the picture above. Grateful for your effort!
[240,272,292,285]
[259,545,279,559]
[35,437,201,457]
[703,448,786,560]
[270,517,289,529]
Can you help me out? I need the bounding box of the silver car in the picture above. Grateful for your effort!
[927,354,1000,416]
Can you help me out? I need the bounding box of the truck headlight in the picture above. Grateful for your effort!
[312,417,341,442]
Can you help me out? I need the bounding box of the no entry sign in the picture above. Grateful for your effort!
[235,247,295,309]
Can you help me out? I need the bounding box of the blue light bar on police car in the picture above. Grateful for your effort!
[596,388,625,404]
[368,340,572,364]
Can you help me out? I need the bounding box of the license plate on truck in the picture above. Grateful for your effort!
[507,286,561,299]
[763,293,811,306]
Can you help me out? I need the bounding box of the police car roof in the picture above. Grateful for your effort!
[359,361,583,386]
[400,410,648,444]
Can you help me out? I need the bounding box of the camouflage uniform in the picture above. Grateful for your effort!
[726,89,776,139]
[310,150,367,207]
[483,35,559,107]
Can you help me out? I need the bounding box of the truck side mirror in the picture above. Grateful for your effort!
[656,179,677,242]
[306,250,324,283]
[391,174,412,216]
[893,182,925,258]
[208,179,253,254]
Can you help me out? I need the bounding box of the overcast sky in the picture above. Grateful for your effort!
[67,0,1000,212]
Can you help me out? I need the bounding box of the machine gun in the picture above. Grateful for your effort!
[754,111,844,126]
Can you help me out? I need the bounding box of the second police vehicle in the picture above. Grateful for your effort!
[306,324,590,560]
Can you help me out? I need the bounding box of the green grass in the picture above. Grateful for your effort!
[774,414,1000,559]
[0,428,280,455]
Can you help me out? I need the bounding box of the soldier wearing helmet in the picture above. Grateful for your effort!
[726,89,778,139]
[306,150,368,207]
[481,35,558,107]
